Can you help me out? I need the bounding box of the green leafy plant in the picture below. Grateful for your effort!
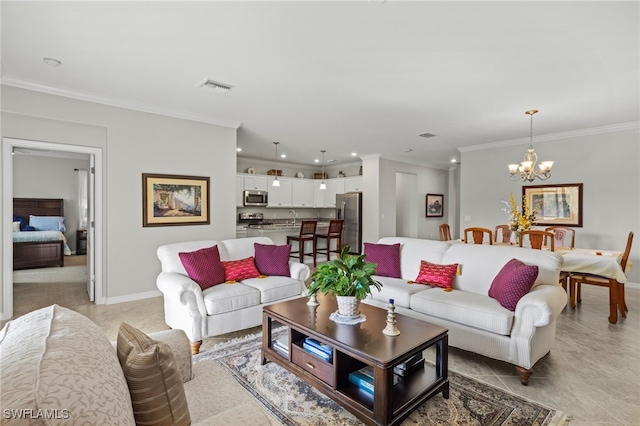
[308,246,382,300]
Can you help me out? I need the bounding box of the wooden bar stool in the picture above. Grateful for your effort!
[287,220,317,266]
[316,219,344,262]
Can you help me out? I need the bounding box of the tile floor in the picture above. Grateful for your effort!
[8,280,640,425]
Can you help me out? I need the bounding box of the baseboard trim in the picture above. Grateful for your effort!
[625,282,639,290]
[105,290,162,305]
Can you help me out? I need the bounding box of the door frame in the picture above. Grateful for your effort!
[2,137,104,319]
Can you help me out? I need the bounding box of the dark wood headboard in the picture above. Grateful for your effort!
[13,198,64,219]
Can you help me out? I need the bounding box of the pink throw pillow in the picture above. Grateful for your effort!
[178,245,225,290]
[488,258,539,311]
[254,243,291,277]
[414,260,458,289]
[222,257,260,282]
[363,242,402,278]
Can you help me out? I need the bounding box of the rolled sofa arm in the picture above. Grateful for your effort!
[515,284,567,328]
[156,272,207,342]
[289,262,311,283]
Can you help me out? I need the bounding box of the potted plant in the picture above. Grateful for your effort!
[308,246,382,318]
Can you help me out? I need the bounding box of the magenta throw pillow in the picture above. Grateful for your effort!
[488,258,539,311]
[254,243,291,277]
[363,242,402,278]
[178,245,225,290]
[414,260,458,289]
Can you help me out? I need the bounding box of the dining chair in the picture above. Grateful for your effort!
[494,225,512,244]
[569,231,634,324]
[463,227,493,245]
[439,224,452,241]
[286,220,318,266]
[315,219,343,262]
[544,226,576,249]
[519,230,555,251]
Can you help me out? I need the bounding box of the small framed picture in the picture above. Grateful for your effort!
[142,173,210,227]
[426,194,444,217]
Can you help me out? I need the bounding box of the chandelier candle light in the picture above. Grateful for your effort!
[508,110,554,182]
[272,142,280,187]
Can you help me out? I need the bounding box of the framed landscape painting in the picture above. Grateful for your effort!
[523,183,583,227]
[426,194,444,217]
[142,173,210,227]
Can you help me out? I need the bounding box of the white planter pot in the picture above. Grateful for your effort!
[336,295,360,317]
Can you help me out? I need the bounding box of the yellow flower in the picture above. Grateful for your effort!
[503,192,539,232]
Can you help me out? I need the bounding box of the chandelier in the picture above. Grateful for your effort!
[508,110,554,182]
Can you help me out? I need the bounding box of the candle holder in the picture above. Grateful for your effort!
[306,292,319,307]
[382,298,400,336]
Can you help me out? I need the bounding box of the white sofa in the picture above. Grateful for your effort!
[157,237,310,354]
[0,305,277,425]
[362,237,567,385]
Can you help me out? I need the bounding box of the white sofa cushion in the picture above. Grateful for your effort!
[221,237,274,261]
[0,305,135,425]
[411,288,515,335]
[157,240,221,275]
[377,237,451,280]
[241,275,305,304]
[368,276,429,308]
[202,282,261,315]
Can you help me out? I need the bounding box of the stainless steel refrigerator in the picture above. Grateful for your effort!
[336,192,363,254]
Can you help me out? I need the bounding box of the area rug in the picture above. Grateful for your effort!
[194,331,570,426]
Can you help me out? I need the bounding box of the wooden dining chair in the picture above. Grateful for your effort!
[569,231,633,324]
[439,224,452,241]
[519,230,555,251]
[494,225,512,244]
[286,220,318,266]
[463,227,493,245]
[545,226,576,249]
[315,219,343,262]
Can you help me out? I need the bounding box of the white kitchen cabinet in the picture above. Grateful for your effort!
[244,175,268,191]
[345,177,363,192]
[314,178,345,208]
[291,179,315,208]
[267,177,292,207]
[236,175,244,207]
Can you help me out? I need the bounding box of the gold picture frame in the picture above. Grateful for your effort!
[142,173,210,227]
[523,183,583,227]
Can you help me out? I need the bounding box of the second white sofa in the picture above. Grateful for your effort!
[362,237,567,385]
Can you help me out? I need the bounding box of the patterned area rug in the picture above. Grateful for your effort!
[194,331,570,426]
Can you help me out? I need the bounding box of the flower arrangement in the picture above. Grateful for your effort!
[501,192,539,232]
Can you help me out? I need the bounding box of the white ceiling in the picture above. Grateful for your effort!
[2,1,638,169]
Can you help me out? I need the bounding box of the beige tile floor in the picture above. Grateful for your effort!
[7,275,640,425]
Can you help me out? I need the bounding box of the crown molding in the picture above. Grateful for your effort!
[1,76,242,129]
[459,121,640,152]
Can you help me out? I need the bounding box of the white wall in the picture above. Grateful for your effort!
[13,155,90,252]
[1,86,237,315]
[460,126,640,283]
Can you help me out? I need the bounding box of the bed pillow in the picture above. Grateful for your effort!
[254,243,291,276]
[178,245,225,290]
[488,258,539,311]
[414,260,458,289]
[222,257,260,282]
[363,242,402,278]
[12,222,21,232]
[29,215,66,232]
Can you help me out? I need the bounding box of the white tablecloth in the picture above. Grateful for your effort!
[556,248,631,283]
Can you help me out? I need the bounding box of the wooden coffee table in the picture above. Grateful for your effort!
[261,294,449,426]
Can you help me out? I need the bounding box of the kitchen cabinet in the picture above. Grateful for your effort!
[244,175,268,191]
[345,177,363,193]
[291,179,315,208]
[236,175,244,207]
[314,178,345,208]
[267,177,293,207]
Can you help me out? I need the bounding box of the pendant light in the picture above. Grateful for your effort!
[319,150,327,190]
[272,142,280,187]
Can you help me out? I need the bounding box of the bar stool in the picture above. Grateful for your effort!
[315,219,344,262]
[287,220,317,266]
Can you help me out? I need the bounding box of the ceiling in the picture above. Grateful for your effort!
[2,1,638,169]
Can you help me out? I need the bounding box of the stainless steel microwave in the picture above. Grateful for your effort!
[243,190,268,206]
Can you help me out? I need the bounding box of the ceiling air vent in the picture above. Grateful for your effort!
[419,133,437,139]
[198,78,232,94]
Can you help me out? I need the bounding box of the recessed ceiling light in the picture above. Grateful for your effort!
[198,78,232,93]
[351,152,357,156]
[236,147,242,152]
[404,149,413,153]
[280,154,286,158]
[451,158,457,163]
[314,159,319,163]
[43,57,61,67]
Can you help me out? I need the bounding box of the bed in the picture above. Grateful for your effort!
[13,198,71,270]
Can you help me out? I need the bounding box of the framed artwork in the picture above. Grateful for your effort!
[523,183,583,227]
[426,194,444,217]
[142,173,210,227]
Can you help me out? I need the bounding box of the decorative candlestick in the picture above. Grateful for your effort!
[307,291,319,306]
[382,298,400,336]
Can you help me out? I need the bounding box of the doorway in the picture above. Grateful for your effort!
[396,172,418,237]
[2,138,104,320]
